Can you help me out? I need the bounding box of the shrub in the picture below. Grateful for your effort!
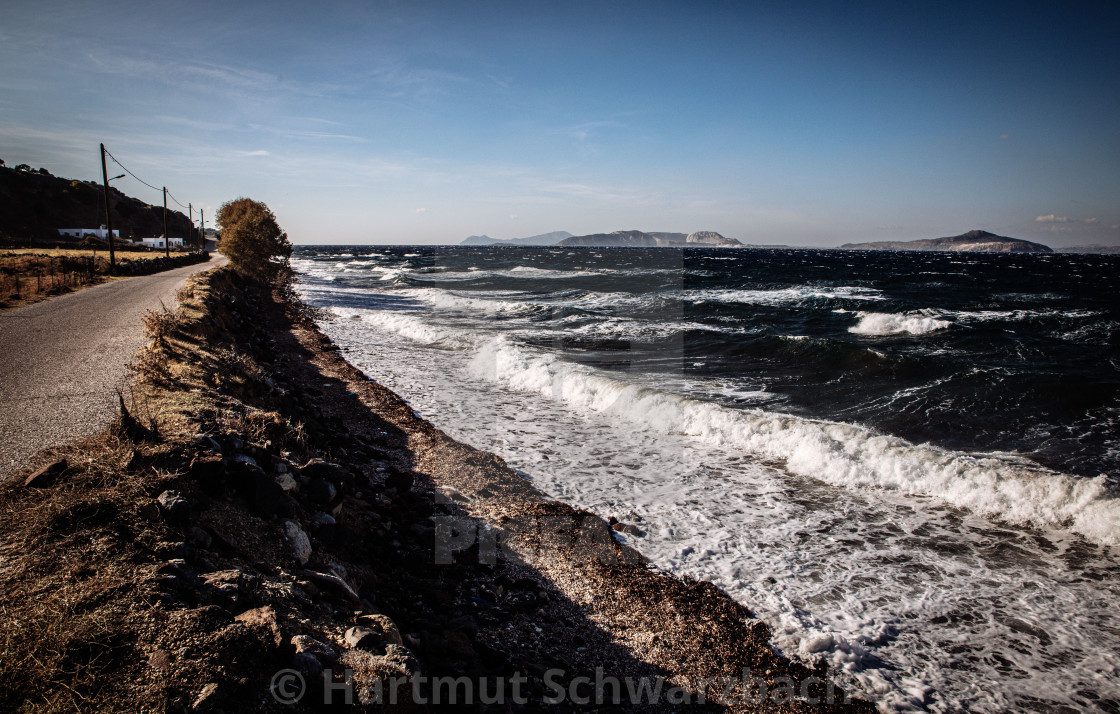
[216,198,291,280]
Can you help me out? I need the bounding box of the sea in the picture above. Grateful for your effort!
[292,245,1120,713]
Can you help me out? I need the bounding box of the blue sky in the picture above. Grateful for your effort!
[2,0,1118,246]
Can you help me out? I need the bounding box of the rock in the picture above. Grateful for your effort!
[284,521,312,565]
[292,634,338,664]
[187,526,212,548]
[382,644,421,676]
[344,626,381,651]
[223,434,244,452]
[306,478,337,506]
[299,458,348,483]
[302,570,359,601]
[187,455,225,495]
[193,434,222,453]
[24,459,67,488]
[148,649,172,672]
[384,468,413,494]
[235,605,283,647]
[191,682,221,711]
[228,461,288,517]
[156,559,196,581]
[227,453,259,469]
[338,649,420,706]
[612,521,645,537]
[157,490,191,524]
[200,569,250,605]
[356,614,403,646]
[292,651,322,679]
[311,512,336,526]
[275,474,298,493]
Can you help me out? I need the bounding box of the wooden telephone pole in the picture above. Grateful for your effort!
[99,143,116,269]
[200,210,205,251]
[188,202,193,250]
[162,187,169,257]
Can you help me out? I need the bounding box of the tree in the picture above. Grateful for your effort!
[216,197,291,280]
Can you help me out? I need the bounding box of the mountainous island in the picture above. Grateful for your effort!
[559,230,743,247]
[460,230,747,248]
[460,231,574,246]
[840,229,1053,253]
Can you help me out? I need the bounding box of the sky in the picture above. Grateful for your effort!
[1,0,1118,247]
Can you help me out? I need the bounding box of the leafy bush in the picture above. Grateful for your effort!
[215,198,291,280]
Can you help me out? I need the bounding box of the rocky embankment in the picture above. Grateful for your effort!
[0,266,873,712]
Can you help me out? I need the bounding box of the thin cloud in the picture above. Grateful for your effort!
[414,207,427,213]
[487,74,513,90]
[560,120,627,142]
[1036,214,1070,223]
[236,150,270,157]
[1084,217,1099,224]
[246,124,367,142]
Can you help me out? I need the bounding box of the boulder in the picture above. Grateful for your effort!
[284,521,312,565]
[156,490,191,524]
[24,459,67,488]
[235,605,283,647]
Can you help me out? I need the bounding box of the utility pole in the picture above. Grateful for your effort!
[99,143,116,269]
[200,210,205,251]
[188,202,193,250]
[162,187,169,257]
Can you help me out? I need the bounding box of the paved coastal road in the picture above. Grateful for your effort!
[0,255,226,479]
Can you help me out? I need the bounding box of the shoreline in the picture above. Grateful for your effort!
[0,266,873,711]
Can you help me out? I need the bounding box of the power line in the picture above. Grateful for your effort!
[103,146,191,210]
[102,147,163,195]
[165,189,188,210]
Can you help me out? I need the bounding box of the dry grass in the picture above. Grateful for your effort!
[0,268,242,712]
[0,423,186,711]
[0,252,110,312]
[1,248,176,260]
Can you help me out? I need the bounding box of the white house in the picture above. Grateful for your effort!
[58,227,119,239]
[140,236,185,249]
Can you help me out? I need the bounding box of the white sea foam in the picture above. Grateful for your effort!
[849,312,951,336]
[469,337,1120,546]
[415,266,604,281]
[681,286,885,306]
[308,301,1120,712]
[295,260,1120,713]
[329,307,477,350]
[403,289,540,316]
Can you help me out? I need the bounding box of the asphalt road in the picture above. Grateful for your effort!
[0,255,226,479]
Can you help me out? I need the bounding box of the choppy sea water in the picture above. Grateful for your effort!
[294,245,1120,713]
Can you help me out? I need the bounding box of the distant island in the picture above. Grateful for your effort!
[460,231,573,246]
[840,229,1053,253]
[460,230,753,248]
[559,230,743,247]
[455,228,1111,253]
[1058,245,1120,254]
